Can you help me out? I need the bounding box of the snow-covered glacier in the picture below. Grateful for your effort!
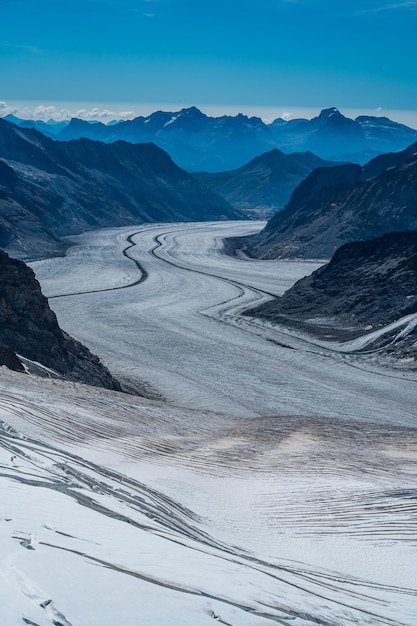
[1,221,416,625]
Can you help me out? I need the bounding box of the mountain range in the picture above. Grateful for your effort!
[2,110,417,374]
[236,140,417,259]
[4,107,417,172]
[0,118,239,259]
[193,149,338,218]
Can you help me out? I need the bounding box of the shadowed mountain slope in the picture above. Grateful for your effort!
[245,231,417,361]
[235,142,417,259]
[0,249,121,389]
[193,149,338,218]
[0,118,240,259]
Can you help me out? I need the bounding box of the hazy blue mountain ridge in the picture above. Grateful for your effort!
[4,106,416,172]
[193,148,340,218]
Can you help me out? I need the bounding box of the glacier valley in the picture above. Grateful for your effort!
[1,221,416,625]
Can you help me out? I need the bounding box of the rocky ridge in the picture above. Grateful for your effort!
[236,141,417,259]
[245,231,417,364]
[193,149,338,218]
[0,249,121,389]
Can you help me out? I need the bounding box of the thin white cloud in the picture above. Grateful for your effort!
[356,1,417,14]
[33,105,59,117]
[132,0,159,14]
[0,101,19,116]
[1,101,417,130]
[2,43,41,54]
[0,101,135,122]
[75,107,134,120]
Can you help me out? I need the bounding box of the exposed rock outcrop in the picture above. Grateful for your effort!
[245,232,417,361]
[0,343,25,372]
[0,249,121,389]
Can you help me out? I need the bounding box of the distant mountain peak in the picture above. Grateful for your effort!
[179,106,207,118]
[67,117,91,127]
[318,107,343,120]
[3,114,23,125]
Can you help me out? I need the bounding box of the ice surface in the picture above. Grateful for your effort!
[31,222,417,420]
[0,221,415,625]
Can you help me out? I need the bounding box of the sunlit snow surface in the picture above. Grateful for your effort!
[1,221,417,625]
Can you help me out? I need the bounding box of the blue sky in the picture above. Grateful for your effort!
[1,0,417,125]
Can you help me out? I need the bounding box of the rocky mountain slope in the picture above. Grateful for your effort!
[245,231,417,360]
[236,141,417,259]
[5,107,417,171]
[0,159,67,259]
[0,249,121,389]
[193,149,337,218]
[0,118,240,259]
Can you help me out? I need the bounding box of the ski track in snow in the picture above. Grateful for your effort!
[0,221,416,625]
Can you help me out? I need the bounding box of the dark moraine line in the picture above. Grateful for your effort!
[151,230,417,366]
[48,231,148,299]
[149,230,278,299]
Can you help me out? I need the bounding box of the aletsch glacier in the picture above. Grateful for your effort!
[1,221,416,625]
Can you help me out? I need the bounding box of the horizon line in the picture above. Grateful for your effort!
[1,99,417,130]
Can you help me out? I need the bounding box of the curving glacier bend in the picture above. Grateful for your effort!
[1,221,416,625]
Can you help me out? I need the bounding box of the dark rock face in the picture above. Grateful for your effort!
[0,118,241,259]
[193,149,338,218]
[246,231,417,344]
[0,343,24,372]
[0,249,121,389]
[240,142,417,259]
